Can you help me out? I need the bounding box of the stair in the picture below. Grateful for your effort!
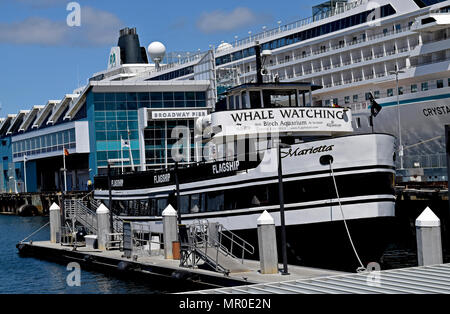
[195,245,250,274]
[182,220,254,275]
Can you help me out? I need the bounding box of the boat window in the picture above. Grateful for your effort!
[235,95,240,109]
[262,89,298,108]
[156,198,168,216]
[241,92,249,109]
[180,195,190,214]
[206,191,224,211]
[229,96,235,110]
[250,91,262,108]
[190,194,203,213]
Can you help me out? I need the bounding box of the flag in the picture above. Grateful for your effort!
[64,148,69,156]
[121,138,130,148]
[368,93,382,117]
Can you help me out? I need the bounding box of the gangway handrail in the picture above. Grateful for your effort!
[187,220,255,274]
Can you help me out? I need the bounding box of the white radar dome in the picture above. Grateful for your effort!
[148,41,166,63]
[217,42,233,52]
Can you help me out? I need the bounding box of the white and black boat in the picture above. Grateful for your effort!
[94,45,397,272]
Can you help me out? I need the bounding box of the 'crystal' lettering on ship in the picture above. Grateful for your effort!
[423,106,450,117]
[154,173,170,184]
[212,161,240,174]
[281,145,334,158]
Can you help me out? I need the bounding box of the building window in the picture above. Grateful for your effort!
[398,87,404,95]
[387,89,394,97]
[325,99,331,106]
[344,96,350,104]
[422,82,429,91]
[332,98,338,106]
[353,95,358,103]
[374,91,380,99]
[365,92,371,101]
[411,84,418,93]
[437,80,444,89]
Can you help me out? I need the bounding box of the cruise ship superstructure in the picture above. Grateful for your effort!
[213,0,450,183]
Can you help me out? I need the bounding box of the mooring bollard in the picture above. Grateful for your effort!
[97,204,111,251]
[257,211,278,274]
[49,203,61,244]
[416,207,443,266]
[162,205,178,259]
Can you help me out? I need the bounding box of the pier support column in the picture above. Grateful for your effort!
[49,203,61,244]
[97,204,111,251]
[416,207,443,266]
[257,211,278,274]
[162,205,178,259]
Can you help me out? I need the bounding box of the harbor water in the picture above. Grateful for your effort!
[0,215,171,294]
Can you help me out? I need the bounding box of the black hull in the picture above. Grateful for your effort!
[232,216,397,273]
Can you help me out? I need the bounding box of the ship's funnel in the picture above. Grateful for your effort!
[117,27,149,64]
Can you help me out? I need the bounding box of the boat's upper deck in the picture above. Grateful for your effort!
[215,82,323,112]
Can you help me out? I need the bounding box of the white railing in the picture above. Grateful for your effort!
[217,0,367,52]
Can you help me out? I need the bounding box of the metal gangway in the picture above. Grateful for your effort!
[180,220,255,275]
[122,221,164,259]
[63,199,124,249]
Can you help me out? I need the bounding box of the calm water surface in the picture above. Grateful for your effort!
[0,215,171,294]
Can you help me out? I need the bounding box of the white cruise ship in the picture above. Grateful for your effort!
[213,0,450,184]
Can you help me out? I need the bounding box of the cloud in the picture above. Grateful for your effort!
[0,6,124,47]
[196,7,269,34]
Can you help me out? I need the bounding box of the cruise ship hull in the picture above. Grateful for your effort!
[354,91,450,182]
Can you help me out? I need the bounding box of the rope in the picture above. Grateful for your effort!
[329,161,366,273]
[20,221,50,243]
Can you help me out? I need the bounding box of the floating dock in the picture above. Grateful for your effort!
[185,263,450,294]
[17,241,344,290]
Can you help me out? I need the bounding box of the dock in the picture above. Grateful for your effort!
[184,263,450,294]
[17,241,344,290]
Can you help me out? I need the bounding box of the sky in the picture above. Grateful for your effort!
[0,0,324,115]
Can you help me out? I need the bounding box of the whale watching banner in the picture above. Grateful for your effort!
[210,107,353,137]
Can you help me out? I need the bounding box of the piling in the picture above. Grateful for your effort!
[162,205,178,259]
[208,222,219,245]
[416,207,443,266]
[97,204,111,251]
[257,210,278,274]
[49,203,61,244]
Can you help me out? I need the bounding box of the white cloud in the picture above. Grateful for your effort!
[0,17,66,45]
[0,6,124,47]
[197,7,268,34]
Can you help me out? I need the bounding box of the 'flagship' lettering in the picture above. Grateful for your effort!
[212,161,240,174]
[154,173,170,184]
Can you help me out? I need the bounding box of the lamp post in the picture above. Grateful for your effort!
[23,155,27,193]
[276,139,291,275]
[389,69,405,170]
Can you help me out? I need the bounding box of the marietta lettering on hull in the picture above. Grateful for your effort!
[281,145,334,158]
[211,108,353,136]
